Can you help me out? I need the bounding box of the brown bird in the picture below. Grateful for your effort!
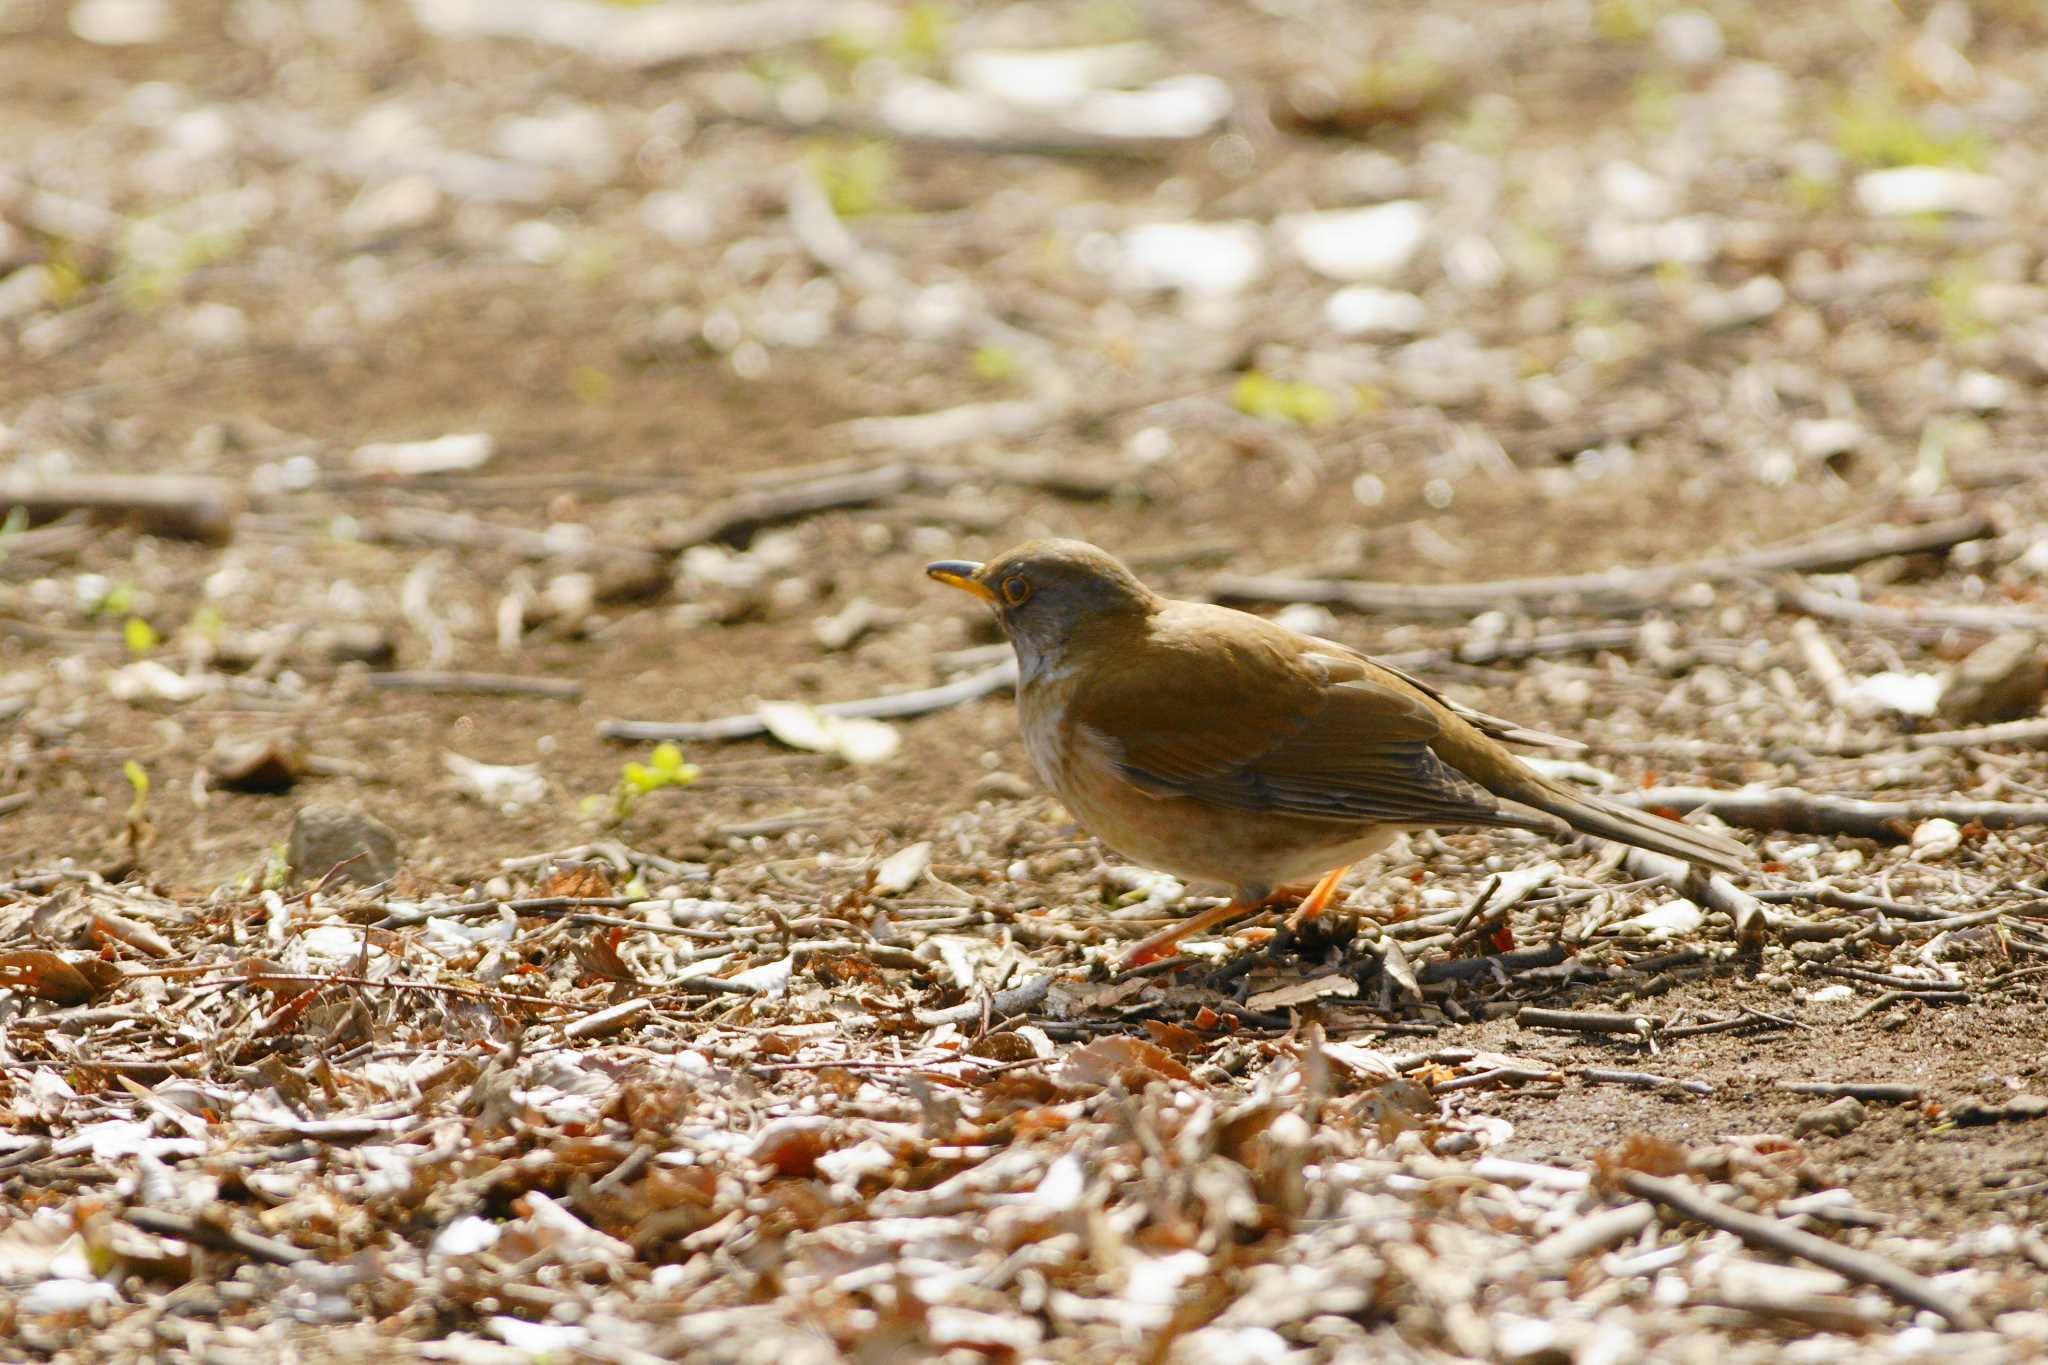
[928,540,1746,966]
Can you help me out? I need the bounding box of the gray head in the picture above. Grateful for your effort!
[926,539,1158,680]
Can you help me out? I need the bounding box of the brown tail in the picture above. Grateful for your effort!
[1519,780,1748,876]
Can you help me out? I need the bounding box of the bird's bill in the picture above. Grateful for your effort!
[925,560,995,604]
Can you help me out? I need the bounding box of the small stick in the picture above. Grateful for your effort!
[1431,1065,1563,1093]
[1850,989,1969,1020]
[1532,1201,1658,1268]
[1777,1081,1926,1102]
[1517,1008,1661,1035]
[654,463,913,552]
[1209,514,1992,618]
[368,671,584,700]
[598,660,1016,743]
[1622,846,1770,944]
[1803,963,1962,993]
[1663,1009,1800,1038]
[1790,619,1863,715]
[1782,583,2048,638]
[1625,787,2048,840]
[914,972,1054,1027]
[126,1208,311,1266]
[0,474,237,542]
[1578,1067,1712,1096]
[1621,1171,1984,1329]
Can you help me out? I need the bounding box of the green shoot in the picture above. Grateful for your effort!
[123,617,159,655]
[599,742,702,823]
[123,759,154,858]
[1233,371,1336,426]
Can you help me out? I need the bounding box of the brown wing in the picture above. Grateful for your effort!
[1304,637,1585,752]
[1070,606,1554,831]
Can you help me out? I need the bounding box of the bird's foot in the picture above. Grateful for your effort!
[1118,899,1258,969]
[1282,863,1353,933]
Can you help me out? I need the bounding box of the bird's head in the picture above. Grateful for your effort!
[926,539,1158,678]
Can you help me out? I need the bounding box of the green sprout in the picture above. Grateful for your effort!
[123,617,159,655]
[808,141,896,219]
[595,742,702,823]
[0,505,27,564]
[1830,95,1985,170]
[568,365,615,406]
[123,759,153,857]
[970,343,1019,383]
[1233,371,1336,426]
[1930,262,1985,343]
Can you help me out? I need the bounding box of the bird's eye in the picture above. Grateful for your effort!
[1001,575,1031,606]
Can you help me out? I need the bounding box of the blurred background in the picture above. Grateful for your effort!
[1,0,2043,882]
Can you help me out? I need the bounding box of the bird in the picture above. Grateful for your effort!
[927,539,1747,967]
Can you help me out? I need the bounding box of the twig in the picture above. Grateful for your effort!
[1621,1171,1984,1328]
[0,474,237,542]
[1531,1201,1658,1268]
[1777,1081,1926,1102]
[1782,583,2048,638]
[1819,716,2048,758]
[1662,1009,1802,1038]
[1209,514,1993,618]
[1517,1008,1661,1035]
[1578,1067,1712,1096]
[192,970,585,1011]
[126,1207,312,1266]
[1430,1065,1563,1093]
[914,972,1055,1027]
[598,660,1017,743]
[654,463,913,552]
[368,671,584,700]
[1850,988,1968,1020]
[1791,619,1862,716]
[1626,787,2048,840]
[1622,846,1769,944]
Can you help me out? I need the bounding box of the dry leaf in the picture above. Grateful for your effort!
[0,950,122,1004]
[1055,1036,1194,1091]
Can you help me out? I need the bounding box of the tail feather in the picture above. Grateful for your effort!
[1520,781,1748,876]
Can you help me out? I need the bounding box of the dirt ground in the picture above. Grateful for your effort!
[4,0,2048,1360]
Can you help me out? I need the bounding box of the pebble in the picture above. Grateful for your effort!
[71,0,170,45]
[1117,221,1265,296]
[0,265,53,322]
[1654,10,1725,68]
[1791,417,1864,462]
[1940,632,2047,723]
[287,802,402,886]
[205,735,305,792]
[1325,285,1426,337]
[1792,1096,1866,1137]
[1588,215,1719,272]
[1910,817,1963,861]
[1954,369,2009,412]
[344,176,441,238]
[1600,160,1677,221]
[1853,167,2010,218]
[1280,201,1428,281]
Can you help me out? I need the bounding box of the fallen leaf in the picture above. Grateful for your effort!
[0,950,122,1004]
[1055,1036,1194,1091]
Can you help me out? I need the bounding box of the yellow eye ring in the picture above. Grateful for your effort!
[1001,576,1031,606]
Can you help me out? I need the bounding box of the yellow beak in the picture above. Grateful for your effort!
[926,560,996,604]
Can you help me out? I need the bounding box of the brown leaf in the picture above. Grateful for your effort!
[1142,1019,1213,1056]
[1054,1035,1195,1092]
[0,950,121,1004]
[1594,1133,1687,1189]
[968,1030,1039,1062]
[538,862,614,899]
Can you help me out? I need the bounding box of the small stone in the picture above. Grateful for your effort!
[1325,285,1426,337]
[1853,167,2010,218]
[1792,1096,1866,1138]
[1940,632,2047,724]
[288,802,401,886]
[71,0,171,45]
[973,771,1035,802]
[205,735,305,793]
[1654,10,1725,68]
[305,624,397,666]
[1117,221,1265,296]
[1281,200,1428,282]
[1954,369,2009,412]
[343,176,441,239]
[1791,417,1864,462]
[1910,818,1963,861]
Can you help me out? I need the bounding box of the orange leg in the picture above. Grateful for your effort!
[1283,863,1352,933]
[1120,899,1260,969]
